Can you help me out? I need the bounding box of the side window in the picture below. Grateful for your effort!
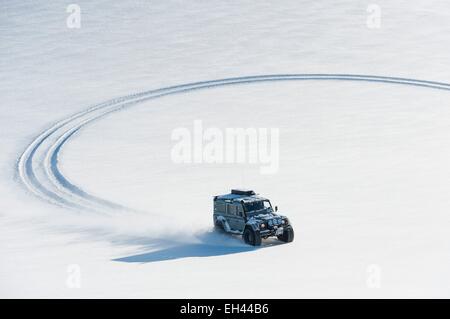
[215,201,226,214]
[237,204,244,217]
[226,204,236,215]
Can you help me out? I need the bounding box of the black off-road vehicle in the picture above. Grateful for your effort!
[213,189,294,246]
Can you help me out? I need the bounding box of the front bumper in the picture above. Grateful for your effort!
[260,226,284,237]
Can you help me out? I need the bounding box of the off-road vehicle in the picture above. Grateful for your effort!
[213,189,294,246]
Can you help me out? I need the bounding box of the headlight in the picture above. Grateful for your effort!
[282,219,286,224]
[260,223,266,229]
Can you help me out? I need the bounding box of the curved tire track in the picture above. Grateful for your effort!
[17,74,450,213]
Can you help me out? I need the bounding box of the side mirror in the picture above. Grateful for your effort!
[275,206,278,212]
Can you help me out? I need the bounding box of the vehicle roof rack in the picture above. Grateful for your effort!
[231,189,256,196]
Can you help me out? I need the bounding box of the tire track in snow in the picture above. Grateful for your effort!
[16,74,450,213]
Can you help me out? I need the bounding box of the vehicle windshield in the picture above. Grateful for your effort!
[243,200,272,214]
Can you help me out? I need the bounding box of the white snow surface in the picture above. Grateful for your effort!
[1,0,450,298]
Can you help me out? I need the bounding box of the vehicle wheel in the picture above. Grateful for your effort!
[243,227,262,246]
[214,218,224,232]
[277,225,294,243]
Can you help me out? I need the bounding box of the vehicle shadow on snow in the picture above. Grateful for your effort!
[113,230,284,263]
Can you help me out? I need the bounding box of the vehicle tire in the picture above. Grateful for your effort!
[214,218,224,232]
[243,227,262,246]
[277,225,294,243]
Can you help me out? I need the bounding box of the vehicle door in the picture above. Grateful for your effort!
[233,204,246,232]
[226,203,244,231]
